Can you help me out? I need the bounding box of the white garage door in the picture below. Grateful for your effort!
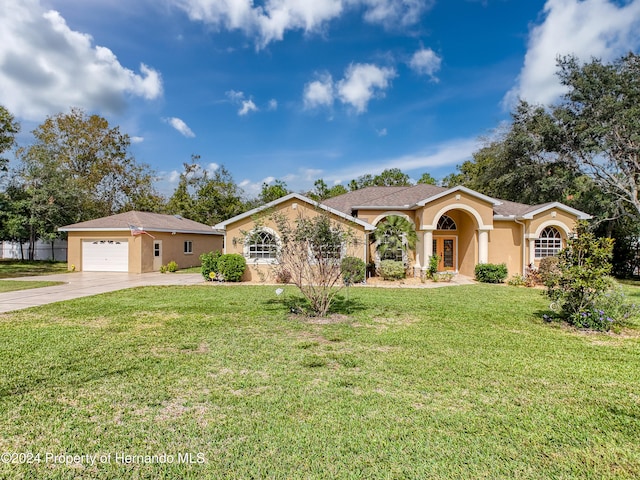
[82,240,129,272]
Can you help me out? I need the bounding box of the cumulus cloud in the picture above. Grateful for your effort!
[0,0,163,121]
[408,47,442,79]
[238,99,258,116]
[164,117,196,137]
[337,63,396,113]
[173,0,434,48]
[303,74,335,109]
[505,0,640,106]
[304,64,395,114]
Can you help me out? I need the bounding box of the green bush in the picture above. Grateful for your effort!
[166,260,178,273]
[427,254,440,279]
[380,260,406,280]
[545,223,632,331]
[474,263,508,283]
[217,254,246,282]
[341,256,365,284]
[200,250,222,281]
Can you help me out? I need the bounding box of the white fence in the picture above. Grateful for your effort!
[1,240,68,261]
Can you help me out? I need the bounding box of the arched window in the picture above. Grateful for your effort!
[535,227,562,258]
[437,215,457,230]
[247,230,278,259]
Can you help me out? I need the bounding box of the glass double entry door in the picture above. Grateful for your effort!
[432,237,456,271]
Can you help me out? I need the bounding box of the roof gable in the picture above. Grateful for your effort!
[214,193,376,231]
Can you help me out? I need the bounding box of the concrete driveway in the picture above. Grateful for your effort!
[0,272,205,313]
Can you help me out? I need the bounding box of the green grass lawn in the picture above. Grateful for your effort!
[0,279,63,293]
[0,260,68,278]
[0,284,639,479]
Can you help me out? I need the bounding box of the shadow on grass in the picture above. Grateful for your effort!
[263,292,367,317]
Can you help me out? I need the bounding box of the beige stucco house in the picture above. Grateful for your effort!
[59,211,223,273]
[215,185,590,280]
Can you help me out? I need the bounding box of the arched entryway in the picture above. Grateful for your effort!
[419,203,491,277]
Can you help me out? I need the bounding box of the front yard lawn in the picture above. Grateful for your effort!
[0,260,67,278]
[0,284,638,479]
[0,280,63,293]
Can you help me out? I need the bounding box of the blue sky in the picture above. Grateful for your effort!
[1,0,640,198]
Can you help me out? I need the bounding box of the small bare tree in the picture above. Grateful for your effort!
[267,210,360,317]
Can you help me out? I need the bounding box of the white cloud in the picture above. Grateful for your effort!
[267,99,278,110]
[0,0,163,121]
[130,136,145,144]
[506,0,640,106]
[337,63,396,113]
[304,64,395,114]
[164,117,196,137]
[225,89,246,101]
[408,47,442,79]
[173,0,433,48]
[238,99,258,116]
[361,0,433,28]
[376,128,388,137]
[225,90,259,115]
[303,74,335,109]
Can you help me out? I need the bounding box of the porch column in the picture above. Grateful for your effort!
[423,229,434,264]
[529,238,537,267]
[414,230,423,270]
[478,229,489,264]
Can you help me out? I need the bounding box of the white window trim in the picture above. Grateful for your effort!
[244,227,280,264]
[534,226,563,259]
[184,240,193,255]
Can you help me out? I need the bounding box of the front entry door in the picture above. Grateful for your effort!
[153,240,162,271]
[433,237,457,271]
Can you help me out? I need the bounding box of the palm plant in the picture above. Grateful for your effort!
[372,215,417,264]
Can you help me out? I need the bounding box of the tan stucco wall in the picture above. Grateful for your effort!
[66,230,222,273]
[224,198,368,282]
[420,192,494,228]
[489,220,523,276]
[148,232,223,272]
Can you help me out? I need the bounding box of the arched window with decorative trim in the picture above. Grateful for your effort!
[247,230,278,260]
[436,215,457,230]
[535,226,562,258]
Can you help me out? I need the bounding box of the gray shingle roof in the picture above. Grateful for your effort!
[322,186,583,218]
[59,211,221,234]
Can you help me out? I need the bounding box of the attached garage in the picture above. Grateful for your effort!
[81,239,129,272]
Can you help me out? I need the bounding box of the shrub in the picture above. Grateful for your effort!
[380,260,406,280]
[474,263,508,283]
[341,256,365,285]
[159,264,167,274]
[275,269,291,284]
[217,254,246,282]
[538,256,560,286]
[200,250,222,281]
[427,254,440,279]
[166,260,178,273]
[507,274,527,286]
[545,222,638,331]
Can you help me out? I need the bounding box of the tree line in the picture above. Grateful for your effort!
[1,53,639,272]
